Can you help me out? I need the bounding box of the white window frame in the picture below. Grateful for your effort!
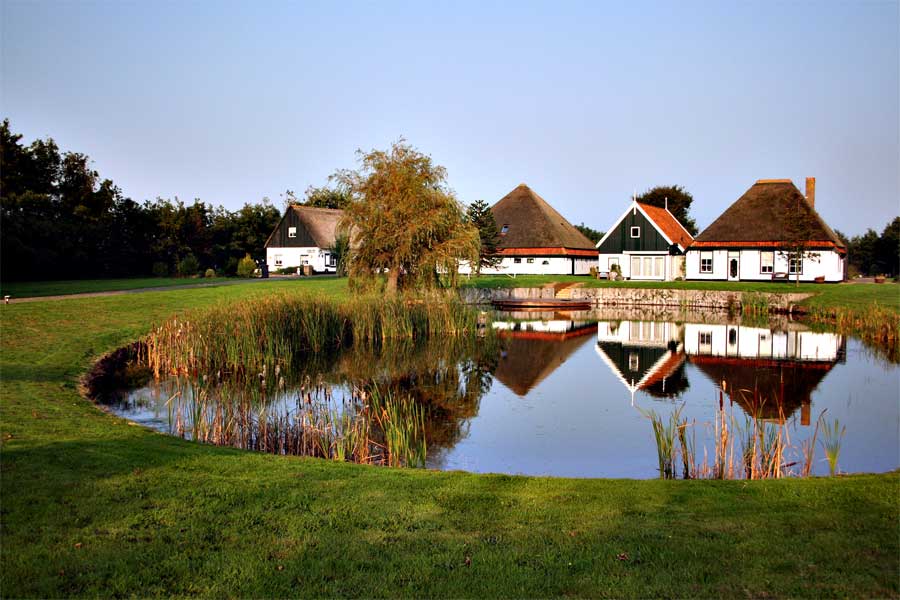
[513,258,521,264]
[526,258,535,264]
[630,226,641,238]
[700,252,713,274]
[288,226,297,238]
[274,254,283,267]
[789,255,803,275]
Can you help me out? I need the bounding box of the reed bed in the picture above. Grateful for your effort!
[159,378,428,467]
[142,292,482,383]
[804,304,899,363]
[640,384,839,480]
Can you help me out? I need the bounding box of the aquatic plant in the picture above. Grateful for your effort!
[639,405,687,479]
[820,416,846,476]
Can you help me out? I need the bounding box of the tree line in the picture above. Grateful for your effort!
[836,221,899,278]
[1,120,281,281]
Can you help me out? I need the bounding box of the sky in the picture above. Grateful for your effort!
[2,0,898,236]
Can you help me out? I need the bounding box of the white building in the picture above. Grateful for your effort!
[264,205,344,273]
[686,178,846,282]
[459,184,597,276]
[596,200,694,281]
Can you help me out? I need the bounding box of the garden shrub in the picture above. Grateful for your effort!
[177,254,200,278]
[204,268,216,278]
[237,254,257,278]
[151,261,169,277]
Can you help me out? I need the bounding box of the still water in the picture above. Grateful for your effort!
[110,308,899,479]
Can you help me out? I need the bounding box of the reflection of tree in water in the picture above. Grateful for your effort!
[296,336,500,451]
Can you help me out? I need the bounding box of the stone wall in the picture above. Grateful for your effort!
[458,287,812,312]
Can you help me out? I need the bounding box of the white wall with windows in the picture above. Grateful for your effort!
[459,256,596,275]
[683,323,843,361]
[686,249,844,281]
[597,253,682,281]
[266,246,338,273]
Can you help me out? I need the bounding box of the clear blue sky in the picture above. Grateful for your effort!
[2,0,898,236]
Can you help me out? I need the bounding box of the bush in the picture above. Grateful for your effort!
[589,266,598,279]
[237,254,257,278]
[204,268,216,278]
[151,261,169,277]
[177,254,200,278]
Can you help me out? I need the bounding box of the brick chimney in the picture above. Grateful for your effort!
[805,177,815,209]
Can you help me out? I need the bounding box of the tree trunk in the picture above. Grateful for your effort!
[385,268,399,295]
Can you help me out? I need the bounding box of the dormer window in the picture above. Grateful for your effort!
[630,226,641,238]
[500,224,509,235]
[288,226,297,238]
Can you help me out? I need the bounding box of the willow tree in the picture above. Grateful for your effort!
[335,140,480,294]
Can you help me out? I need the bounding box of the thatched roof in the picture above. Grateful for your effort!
[265,205,344,249]
[692,180,844,250]
[491,184,596,255]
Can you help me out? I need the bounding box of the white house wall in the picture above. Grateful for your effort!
[459,256,595,275]
[597,253,683,281]
[266,247,337,273]
[684,323,842,361]
[596,320,682,346]
[685,249,844,282]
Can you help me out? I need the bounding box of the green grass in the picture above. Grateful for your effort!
[0,276,242,298]
[1,279,898,597]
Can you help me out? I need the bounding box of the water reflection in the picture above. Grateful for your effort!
[110,310,898,478]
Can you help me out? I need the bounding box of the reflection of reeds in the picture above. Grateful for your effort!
[640,383,830,480]
[820,416,846,476]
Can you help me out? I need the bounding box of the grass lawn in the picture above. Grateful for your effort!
[0,276,240,298]
[1,279,898,597]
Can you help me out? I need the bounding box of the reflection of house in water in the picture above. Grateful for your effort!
[492,319,596,396]
[594,321,689,401]
[684,323,846,424]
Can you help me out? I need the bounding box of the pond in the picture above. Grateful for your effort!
[106,308,899,479]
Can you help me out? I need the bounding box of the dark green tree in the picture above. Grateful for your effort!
[635,185,698,236]
[302,185,351,210]
[575,222,605,244]
[466,199,502,274]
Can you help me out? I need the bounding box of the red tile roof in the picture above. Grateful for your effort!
[636,202,694,250]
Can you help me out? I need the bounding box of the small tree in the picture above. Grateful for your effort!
[236,253,256,278]
[302,185,351,210]
[335,139,480,294]
[177,253,199,277]
[777,195,818,286]
[466,199,501,275]
[328,232,351,277]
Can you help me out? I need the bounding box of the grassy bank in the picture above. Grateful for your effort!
[1,279,898,597]
[0,276,241,298]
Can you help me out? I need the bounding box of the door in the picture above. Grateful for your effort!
[727,251,740,281]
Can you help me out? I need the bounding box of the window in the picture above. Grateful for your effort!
[326,253,336,267]
[526,258,534,264]
[760,252,774,274]
[654,257,664,278]
[631,256,642,277]
[542,260,549,265]
[699,331,712,348]
[288,226,297,238]
[630,226,641,238]
[513,258,521,264]
[700,252,713,273]
[789,256,802,275]
[500,225,509,235]
[628,353,639,371]
[274,254,283,267]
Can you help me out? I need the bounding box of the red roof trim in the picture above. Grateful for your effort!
[496,247,598,257]
[497,327,596,342]
[688,355,835,370]
[688,240,845,254]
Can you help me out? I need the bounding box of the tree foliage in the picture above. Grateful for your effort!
[0,119,280,280]
[466,199,501,274]
[838,217,900,277]
[635,185,698,236]
[575,223,605,244]
[301,185,351,210]
[335,140,480,294]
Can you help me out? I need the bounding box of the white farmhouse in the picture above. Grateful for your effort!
[686,178,846,282]
[264,205,344,273]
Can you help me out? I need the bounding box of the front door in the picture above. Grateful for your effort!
[727,252,740,281]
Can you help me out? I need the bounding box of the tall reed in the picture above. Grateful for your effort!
[820,416,846,476]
